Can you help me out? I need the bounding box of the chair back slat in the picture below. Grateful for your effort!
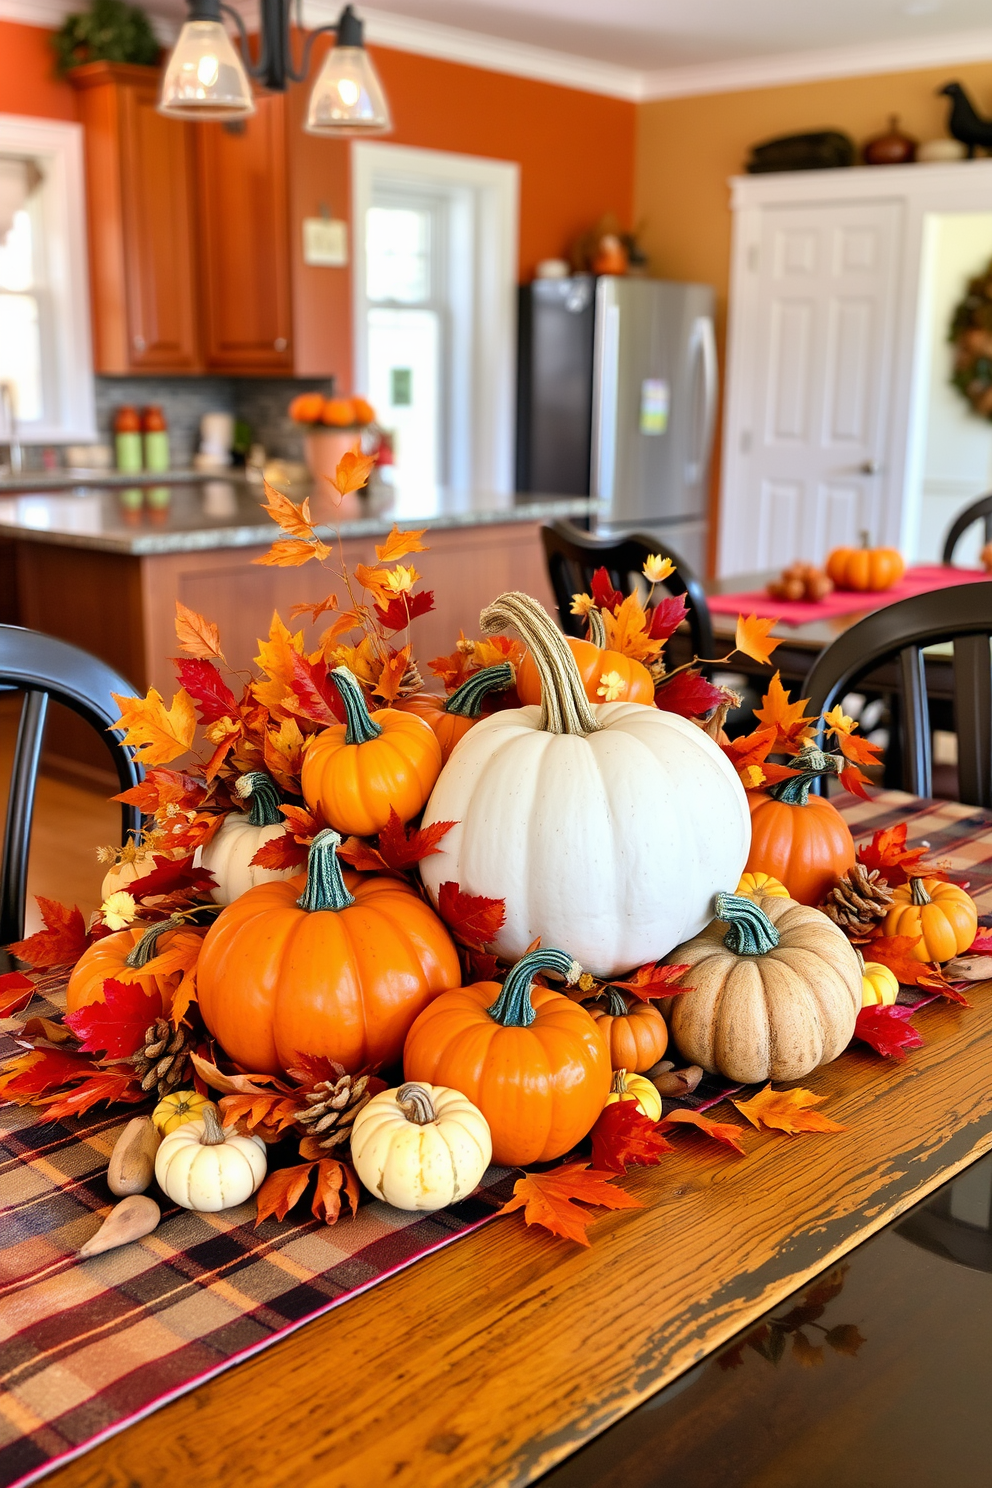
[898,645,932,800]
[0,692,48,948]
[540,520,715,660]
[941,491,992,564]
[952,633,992,809]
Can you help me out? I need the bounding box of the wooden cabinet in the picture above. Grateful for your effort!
[196,98,294,373]
[71,62,201,374]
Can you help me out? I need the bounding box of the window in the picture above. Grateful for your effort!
[0,117,95,446]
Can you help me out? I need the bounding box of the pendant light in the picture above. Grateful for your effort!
[158,1,391,137]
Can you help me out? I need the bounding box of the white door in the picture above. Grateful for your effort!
[720,200,902,574]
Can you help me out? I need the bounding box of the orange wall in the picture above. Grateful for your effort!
[0,19,77,120]
[635,62,992,567]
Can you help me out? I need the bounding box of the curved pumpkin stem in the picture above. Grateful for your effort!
[331,667,383,746]
[198,1102,226,1146]
[713,893,781,955]
[396,1083,437,1125]
[767,743,840,807]
[486,946,582,1028]
[479,592,600,736]
[235,771,283,828]
[587,607,607,649]
[600,986,629,1017]
[297,828,356,913]
[444,661,515,720]
[124,914,186,969]
[610,1068,630,1096]
[909,876,932,906]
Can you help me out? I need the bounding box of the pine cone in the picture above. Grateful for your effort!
[130,1018,193,1099]
[293,1073,372,1152]
[820,864,894,940]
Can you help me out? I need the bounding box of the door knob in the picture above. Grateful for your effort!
[860,459,881,475]
[274,337,287,352]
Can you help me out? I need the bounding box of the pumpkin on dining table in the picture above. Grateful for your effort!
[155,1101,266,1212]
[745,744,856,906]
[350,1082,492,1212]
[879,875,977,962]
[195,828,461,1075]
[516,604,655,708]
[403,946,611,1167]
[66,922,180,1014]
[419,592,751,978]
[659,892,862,1084]
[393,661,516,764]
[586,987,668,1072]
[826,537,905,593]
[859,956,899,1007]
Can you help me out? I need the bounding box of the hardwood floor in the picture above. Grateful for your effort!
[0,696,120,934]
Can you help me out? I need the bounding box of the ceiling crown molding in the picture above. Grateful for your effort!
[0,0,176,41]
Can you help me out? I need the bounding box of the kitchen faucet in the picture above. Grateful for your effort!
[0,381,22,476]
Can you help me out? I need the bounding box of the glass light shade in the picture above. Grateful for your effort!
[158,20,256,121]
[305,46,391,135]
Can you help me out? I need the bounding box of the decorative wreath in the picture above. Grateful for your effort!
[950,257,992,419]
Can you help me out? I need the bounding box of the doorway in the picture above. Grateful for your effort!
[351,143,519,498]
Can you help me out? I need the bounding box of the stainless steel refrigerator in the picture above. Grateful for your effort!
[517,275,718,576]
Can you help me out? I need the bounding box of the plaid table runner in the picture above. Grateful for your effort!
[3,789,991,1488]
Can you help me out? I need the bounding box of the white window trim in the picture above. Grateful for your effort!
[0,113,95,444]
[352,141,519,495]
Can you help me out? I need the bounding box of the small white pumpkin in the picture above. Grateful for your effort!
[350,1081,492,1212]
[100,846,159,901]
[419,593,751,978]
[196,772,296,906]
[154,1101,267,1211]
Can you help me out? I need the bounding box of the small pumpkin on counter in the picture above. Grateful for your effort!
[66,923,179,1014]
[152,1088,212,1135]
[826,535,905,593]
[745,744,856,906]
[859,955,899,1008]
[586,987,668,1073]
[154,1101,266,1212]
[196,772,296,905]
[659,892,862,1084]
[350,1082,492,1212]
[880,875,978,962]
[301,666,441,837]
[403,947,612,1168]
[516,605,655,708]
[602,1067,663,1122]
[393,661,516,764]
[735,870,789,900]
[196,828,460,1076]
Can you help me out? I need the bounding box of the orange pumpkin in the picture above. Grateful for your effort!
[322,397,358,427]
[301,666,442,836]
[586,987,668,1073]
[880,875,977,962]
[394,662,515,764]
[196,829,461,1075]
[66,923,179,1014]
[288,392,325,424]
[517,607,654,707]
[403,947,612,1167]
[826,539,905,593]
[745,746,855,906]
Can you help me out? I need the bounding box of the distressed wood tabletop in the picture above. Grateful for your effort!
[46,980,992,1488]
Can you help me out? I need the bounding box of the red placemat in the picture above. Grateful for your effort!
[708,564,992,627]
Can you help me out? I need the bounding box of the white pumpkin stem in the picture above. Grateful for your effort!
[198,1103,226,1146]
[297,828,356,913]
[331,666,382,746]
[486,947,582,1028]
[587,606,607,649]
[124,914,185,969]
[444,661,515,719]
[235,771,283,827]
[909,876,932,906]
[396,1083,437,1125]
[479,592,601,736]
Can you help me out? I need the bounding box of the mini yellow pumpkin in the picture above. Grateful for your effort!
[152,1089,212,1135]
[861,959,899,1008]
[735,870,789,900]
[602,1067,663,1122]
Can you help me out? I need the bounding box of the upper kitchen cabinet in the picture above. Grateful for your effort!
[70,62,201,374]
[196,97,294,374]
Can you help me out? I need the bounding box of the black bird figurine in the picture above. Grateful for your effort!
[939,81,992,157]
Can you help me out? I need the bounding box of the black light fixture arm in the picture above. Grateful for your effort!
[183,0,360,94]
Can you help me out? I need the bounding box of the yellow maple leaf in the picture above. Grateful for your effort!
[375,523,429,563]
[823,704,856,736]
[354,562,395,607]
[255,613,307,687]
[253,537,330,567]
[473,635,524,671]
[602,592,662,663]
[174,600,224,661]
[260,479,317,540]
[382,564,420,595]
[111,688,196,766]
[734,613,781,667]
[732,1084,846,1134]
[329,636,379,687]
[332,448,376,497]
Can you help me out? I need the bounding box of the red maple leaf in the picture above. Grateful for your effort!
[967,928,992,953]
[249,833,309,871]
[654,669,726,719]
[0,970,35,1017]
[335,835,395,875]
[590,568,624,614]
[41,1065,144,1120]
[839,765,873,800]
[6,898,88,968]
[374,590,436,633]
[64,979,163,1059]
[659,1108,748,1154]
[499,1161,642,1245]
[126,854,217,901]
[0,1046,96,1101]
[112,767,208,815]
[436,881,506,949]
[647,592,688,642]
[288,653,346,726]
[171,657,238,724]
[854,1004,924,1061]
[590,1101,673,1173]
[857,823,931,886]
[864,933,968,1002]
[610,962,691,1001]
[377,810,456,871]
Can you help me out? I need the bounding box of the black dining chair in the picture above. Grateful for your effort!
[540,519,716,660]
[802,582,992,807]
[0,625,143,949]
[942,492,992,565]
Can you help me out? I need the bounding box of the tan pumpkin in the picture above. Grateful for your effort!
[660,892,862,1084]
[586,988,668,1072]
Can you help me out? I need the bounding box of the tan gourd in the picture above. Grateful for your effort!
[78,1195,161,1257]
[155,1102,267,1211]
[107,1115,161,1195]
[661,892,861,1084]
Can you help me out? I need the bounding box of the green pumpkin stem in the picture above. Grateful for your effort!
[331,666,382,746]
[910,876,932,906]
[602,986,629,1017]
[235,771,283,828]
[444,661,515,719]
[768,743,840,807]
[479,592,600,737]
[124,914,186,968]
[486,947,582,1028]
[297,828,355,913]
[587,607,607,649]
[713,893,781,955]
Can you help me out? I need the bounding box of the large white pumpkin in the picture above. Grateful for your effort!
[419,593,751,979]
[196,771,296,906]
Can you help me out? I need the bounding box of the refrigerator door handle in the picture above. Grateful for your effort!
[591,300,620,502]
[685,315,718,487]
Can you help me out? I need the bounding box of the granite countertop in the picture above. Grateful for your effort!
[0,476,602,556]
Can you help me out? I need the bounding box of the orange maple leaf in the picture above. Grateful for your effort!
[174,600,225,662]
[373,644,412,702]
[735,613,781,667]
[753,672,818,750]
[331,448,376,497]
[111,687,197,766]
[375,524,429,563]
[6,898,88,968]
[219,1090,302,1137]
[290,593,339,623]
[253,537,330,568]
[659,1108,748,1154]
[602,592,663,663]
[499,1162,642,1246]
[732,1084,846,1134]
[260,480,318,540]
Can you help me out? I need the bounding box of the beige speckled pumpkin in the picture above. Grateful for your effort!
[660,892,862,1084]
